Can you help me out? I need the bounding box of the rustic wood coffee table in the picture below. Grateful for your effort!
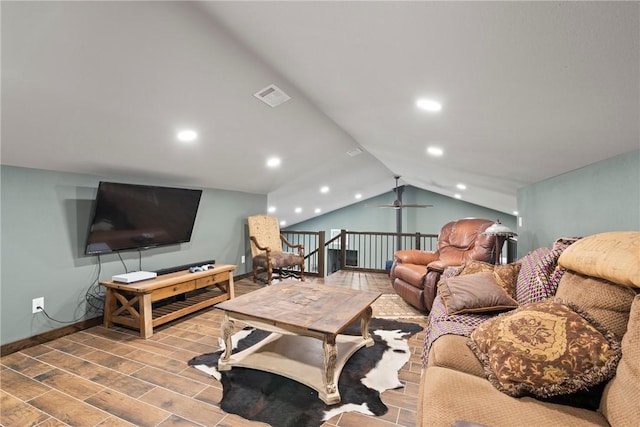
[216,281,381,404]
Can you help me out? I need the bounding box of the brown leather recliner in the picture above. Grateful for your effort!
[390,218,497,311]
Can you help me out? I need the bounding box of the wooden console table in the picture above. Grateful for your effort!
[100,264,236,338]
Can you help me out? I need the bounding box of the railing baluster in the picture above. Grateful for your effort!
[280,229,438,274]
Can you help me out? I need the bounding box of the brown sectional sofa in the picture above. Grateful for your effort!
[417,231,640,426]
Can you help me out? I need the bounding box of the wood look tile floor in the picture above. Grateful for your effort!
[1,271,427,427]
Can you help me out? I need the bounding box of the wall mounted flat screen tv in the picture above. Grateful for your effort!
[85,182,203,255]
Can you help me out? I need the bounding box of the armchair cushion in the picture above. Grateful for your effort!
[393,263,429,289]
[253,251,304,270]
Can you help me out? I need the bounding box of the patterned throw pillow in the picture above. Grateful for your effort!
[459,260,521,297]
[438,272,519,315]
[468,299,621,398]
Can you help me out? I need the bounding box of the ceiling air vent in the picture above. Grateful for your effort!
[347,147,363,157]
[253,84,291,108]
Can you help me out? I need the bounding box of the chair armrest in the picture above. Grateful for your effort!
[426,260,448,273]
[250,236,271,253]
[394,250,439,266]
[280,235,304,256]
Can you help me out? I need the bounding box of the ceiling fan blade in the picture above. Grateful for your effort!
[364,204,397,208]
[365,176,436,209]
[400,204,434,208]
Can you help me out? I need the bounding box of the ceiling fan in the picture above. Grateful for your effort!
[366,176,434,209]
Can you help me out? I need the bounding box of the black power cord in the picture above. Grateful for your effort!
[35,251,150,324]
[34,254,106,323]
[36,306,83,324]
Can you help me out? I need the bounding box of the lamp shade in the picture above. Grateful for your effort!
[482,220,517,236]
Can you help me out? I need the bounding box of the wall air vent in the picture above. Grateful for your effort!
[253,84,291,108]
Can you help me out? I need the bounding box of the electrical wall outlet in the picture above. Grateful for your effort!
[32,297,44,314]
[241,255,245,264]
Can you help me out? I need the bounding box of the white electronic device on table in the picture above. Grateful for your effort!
[112,271,157,283]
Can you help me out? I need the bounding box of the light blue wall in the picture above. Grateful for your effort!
[289,186,516,236]
[517,150,640,255]
[0,166,265,346]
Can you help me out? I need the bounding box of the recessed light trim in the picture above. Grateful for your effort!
[266,157,281,168]
[177,130,198,142]
[454,194,462,199]
[320,186,330,194]
[416,98,442,112]
[294,207,302,214]
[279,220,286,226]
[355,193,362,200]
[314,208,321,214]
[268,206,276,213]
[427,146,444,157]
[456,183,467,190]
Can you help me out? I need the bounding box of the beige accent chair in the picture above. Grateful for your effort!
[247,215,305,285]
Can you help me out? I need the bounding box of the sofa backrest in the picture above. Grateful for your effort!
[556,231,639,425]
[556,231,640,340]
[437,218,496,266]
[599,294,640,425]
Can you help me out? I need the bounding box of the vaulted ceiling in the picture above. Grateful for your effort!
[2,1,638,226]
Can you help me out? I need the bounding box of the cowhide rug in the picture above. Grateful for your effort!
[188,318,422,427]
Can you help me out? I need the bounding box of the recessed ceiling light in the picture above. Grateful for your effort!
[294,207,302,214]
[177,130,198,142]
[513,210,519,216]
[427,146,444,157]
[454,194,462,199]
[320,186,330,194]
[416,98,442,112]
[314,208,321,214]
[280,220,286,226]
[268,206,276,213]
[355,193,362,200]
[266,157,281,168]
[456,183,467,190]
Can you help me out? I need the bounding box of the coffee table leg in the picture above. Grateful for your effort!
[321,335,339,404]
[361,305,374,347]
[218,313,234,371]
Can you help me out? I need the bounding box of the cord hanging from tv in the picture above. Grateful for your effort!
[85,181,202,255]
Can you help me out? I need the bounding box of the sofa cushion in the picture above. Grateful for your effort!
[438,272,518,315]
[558,231,640,288]
[459,260,521,297]
[422,294,495,367]
[599,294,640,425]
[555,271,637,340]
[418,366,609,427]
[427,334,485,377]
[468,299,621,399]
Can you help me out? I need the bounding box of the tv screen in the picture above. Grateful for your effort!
[85,182,203,255]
